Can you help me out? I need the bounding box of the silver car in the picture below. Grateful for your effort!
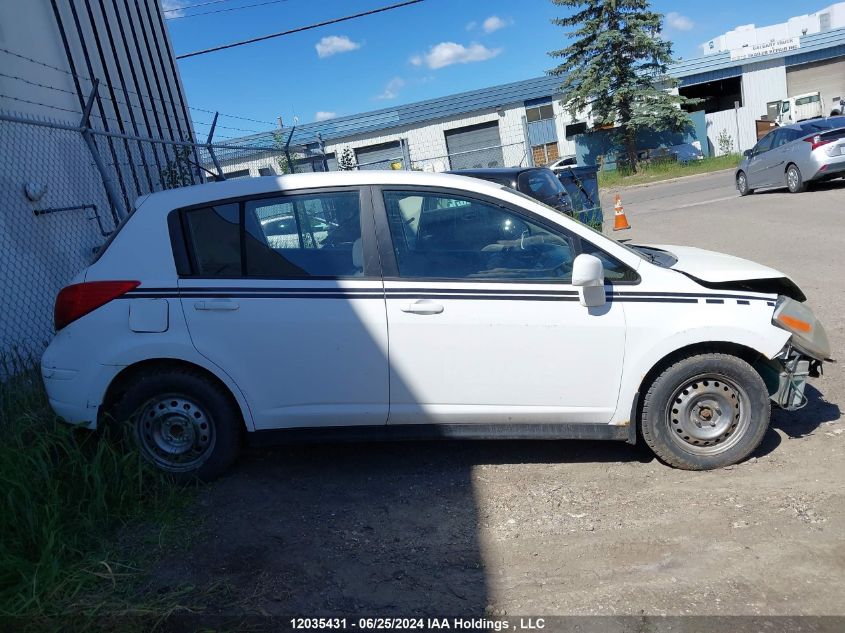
[736,116,845,195]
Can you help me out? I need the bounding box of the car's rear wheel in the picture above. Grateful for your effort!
[736,171,752,196]
[110,368,241,480]
[640,353,770,470]
[786,164,807,193]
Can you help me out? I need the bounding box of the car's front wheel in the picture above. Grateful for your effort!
[786,164,807,193]
[640,353,770,470]
[110,368,241,480]
[736,171,752,196]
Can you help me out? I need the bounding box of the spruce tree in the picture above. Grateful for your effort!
[548,0,697,171]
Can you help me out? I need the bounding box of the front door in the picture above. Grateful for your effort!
[373,187,629,426]
[746,131,776,188]
[177,188,389,430]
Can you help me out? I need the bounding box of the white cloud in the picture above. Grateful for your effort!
[665,12,694,31]
[466,20,477,31]
[315,35,361,58]
[314,111,337,121]
[410,42,501,70]
[161,0,189,18]
[376,77,405,100]
[482,15,510,33]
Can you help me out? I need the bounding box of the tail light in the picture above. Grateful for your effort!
[54,281,140,331]
[804,135,833,151]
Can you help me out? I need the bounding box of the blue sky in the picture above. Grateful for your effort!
[164,0,809,136]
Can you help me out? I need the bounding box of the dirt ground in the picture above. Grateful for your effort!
[135,173,845,622]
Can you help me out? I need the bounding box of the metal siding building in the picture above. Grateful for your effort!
[224,27,845,175]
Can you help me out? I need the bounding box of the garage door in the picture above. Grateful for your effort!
[355,141,404,170]
[787,58,845,116]
[445,121,504,170]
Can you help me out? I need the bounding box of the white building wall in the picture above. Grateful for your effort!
[320,104,531,172]
[0,0,191,361]
[551,98,577,158]
[704,58,787,155]
[702,2,845,54]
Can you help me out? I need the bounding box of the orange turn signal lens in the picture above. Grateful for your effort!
[778,314,812,333]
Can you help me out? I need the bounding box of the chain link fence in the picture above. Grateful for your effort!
[0,109,288,367]
[411,141,530,172]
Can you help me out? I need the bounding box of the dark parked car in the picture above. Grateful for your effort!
[448,167,574,217]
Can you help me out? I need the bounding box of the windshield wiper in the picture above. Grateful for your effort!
[630,245,656,263]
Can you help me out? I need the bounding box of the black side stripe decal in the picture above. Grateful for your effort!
[123,288,775,304]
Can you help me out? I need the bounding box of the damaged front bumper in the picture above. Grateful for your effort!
[757,345,826,411]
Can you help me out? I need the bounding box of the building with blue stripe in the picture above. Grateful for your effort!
[217,26,845,177]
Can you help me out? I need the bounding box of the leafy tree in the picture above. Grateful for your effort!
[272,130,299,174]
[548,0,698,171]
[338,147,357,171]
[159,147,195,189]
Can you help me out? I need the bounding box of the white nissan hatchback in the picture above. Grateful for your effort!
[41,172,830,479]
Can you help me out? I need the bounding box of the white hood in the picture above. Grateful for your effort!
[646,244,787,283]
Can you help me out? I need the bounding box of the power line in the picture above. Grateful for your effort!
[166,0,289,20]
[0,47,277,127]
[162,0,234,14]
[176,0,425,59]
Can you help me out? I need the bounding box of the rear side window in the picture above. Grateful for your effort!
[517,170,564,202]
[179,191,364,278]
[184,203,241,275]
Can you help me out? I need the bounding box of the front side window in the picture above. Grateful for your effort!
[754,133,775,154]
[383,191,635,283]
[384,191,574,281]
[181,191,364,278]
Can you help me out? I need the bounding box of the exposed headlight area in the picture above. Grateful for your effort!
[772,296,831,361]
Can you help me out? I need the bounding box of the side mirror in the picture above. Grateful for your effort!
[743,149,753,157]
[572,254,605,307]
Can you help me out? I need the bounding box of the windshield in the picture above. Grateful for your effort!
[517,169,565,202]
[499,185,654,261]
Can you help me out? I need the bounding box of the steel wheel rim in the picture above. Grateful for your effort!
[665,373,750,455]
[136,394,215,472]
[787,168,798,190]
[737,173,746,193]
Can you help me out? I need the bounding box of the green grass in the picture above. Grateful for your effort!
[598,154,742,190]
[0,362,191,621]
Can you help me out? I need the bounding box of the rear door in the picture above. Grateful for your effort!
[175,187,389,430]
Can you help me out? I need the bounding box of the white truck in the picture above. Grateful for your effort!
[769,92,824,125]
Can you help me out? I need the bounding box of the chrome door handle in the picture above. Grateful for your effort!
[194,300,239,311]
[400,299,444,315]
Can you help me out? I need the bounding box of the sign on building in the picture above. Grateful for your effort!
[729,37,800,62]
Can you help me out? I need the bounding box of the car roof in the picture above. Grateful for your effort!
[447,167,546,177]
[134,170,509,212]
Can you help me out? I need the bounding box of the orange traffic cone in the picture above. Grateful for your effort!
[613,194,630,231]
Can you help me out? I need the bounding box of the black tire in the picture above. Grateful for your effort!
[109,367,241,480]
[736,171,753,196]
[786,163,807,193]
[640,353,770,470]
